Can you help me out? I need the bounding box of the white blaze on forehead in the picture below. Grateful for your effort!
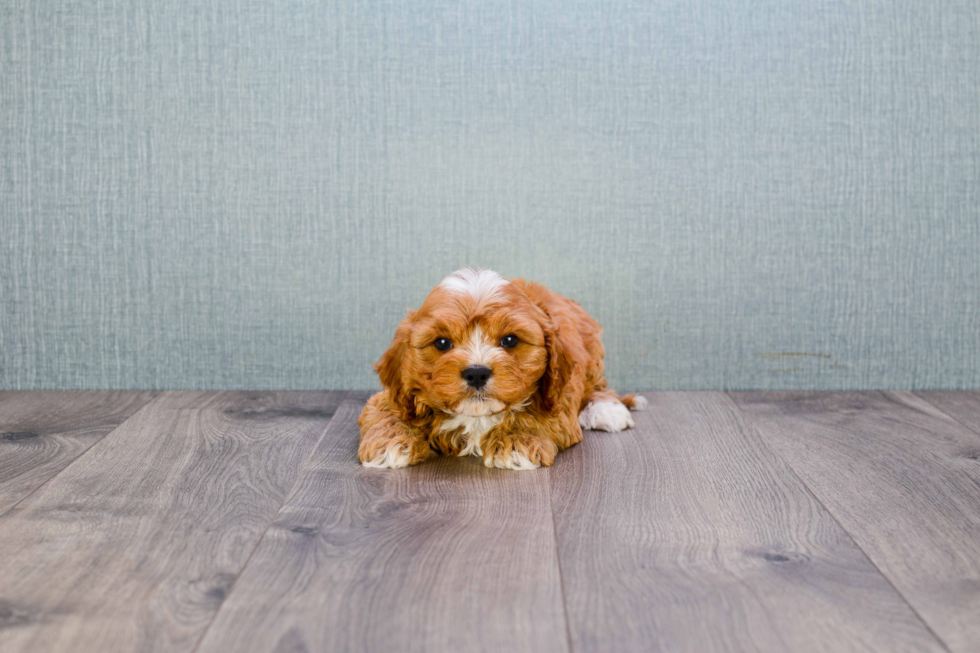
[460,325,501,367]
[439,268,509,302]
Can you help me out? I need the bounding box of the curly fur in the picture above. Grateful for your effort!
[358,268,645,470]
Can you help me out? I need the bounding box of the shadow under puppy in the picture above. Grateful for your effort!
[358,268,647,470]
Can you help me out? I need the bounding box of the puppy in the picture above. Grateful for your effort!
[358,268,647,470]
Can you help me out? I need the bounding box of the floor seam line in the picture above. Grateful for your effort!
[723,391,954,653]
[911,391,980,440]
[0,391,162,520]
[189,390,350,653]
[546,465,576,653]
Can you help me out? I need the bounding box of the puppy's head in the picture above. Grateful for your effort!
[376,268,569,421]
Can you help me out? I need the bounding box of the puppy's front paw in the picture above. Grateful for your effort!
[360,441,412,468]
[482,436,557,471]
[359,431,432,469]
[579,400,635,432]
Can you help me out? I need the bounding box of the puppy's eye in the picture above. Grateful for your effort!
[500,334,519,348]
[433,337,453,351]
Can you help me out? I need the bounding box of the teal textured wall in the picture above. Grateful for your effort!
[2,1,978,390]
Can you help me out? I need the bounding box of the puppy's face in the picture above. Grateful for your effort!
[377,269,556,420]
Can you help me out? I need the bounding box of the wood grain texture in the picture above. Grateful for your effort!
[916,391,980,435]
[0,391,343,652]
[731,391,980,653]
[550,392,943,653]
[195,393,569,653]
[0,391,158,515]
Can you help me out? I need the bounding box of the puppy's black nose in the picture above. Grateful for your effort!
[462,365,492,389]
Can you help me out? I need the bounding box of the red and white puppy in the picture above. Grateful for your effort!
[358,268,646,470]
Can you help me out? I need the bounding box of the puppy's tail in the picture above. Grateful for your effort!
[618,394,649,411]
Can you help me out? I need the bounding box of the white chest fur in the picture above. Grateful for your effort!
[437,412,505,456]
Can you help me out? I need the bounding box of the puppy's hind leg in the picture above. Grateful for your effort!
[578,389,644,432]
[618,393,649,412]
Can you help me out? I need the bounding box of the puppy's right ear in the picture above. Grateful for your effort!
[538,317,574,416]
[375,312,417,421]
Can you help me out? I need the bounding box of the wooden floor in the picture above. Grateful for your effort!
[1,391,979,653]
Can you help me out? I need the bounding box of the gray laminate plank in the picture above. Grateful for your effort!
[0,391,343,652]
[730,391,980,653]
[551,392,943,653]
[195,394,568,653]
[0,391,158,515]
[916,391,980,436]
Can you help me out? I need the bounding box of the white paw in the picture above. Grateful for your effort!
[630,395,649,411]
[362,442,412,468]
[579,400,635,432]
[485,449,540,471]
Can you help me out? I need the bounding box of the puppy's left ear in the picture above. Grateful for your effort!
[538,319,574,415]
